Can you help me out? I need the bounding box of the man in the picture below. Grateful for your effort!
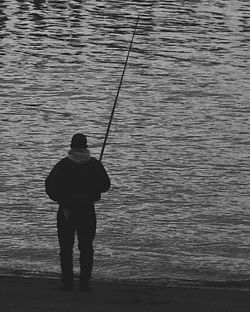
[45,133,110,291]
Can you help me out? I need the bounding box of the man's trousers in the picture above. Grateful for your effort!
[57,204,96,289]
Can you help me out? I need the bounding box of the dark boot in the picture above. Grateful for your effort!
[79,249,93,291]
[80,276,91,292]
[61,272,73,291]
[60,251,73,290]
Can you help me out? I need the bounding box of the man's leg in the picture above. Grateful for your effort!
[76,209,96,291]
[57,209,75,290]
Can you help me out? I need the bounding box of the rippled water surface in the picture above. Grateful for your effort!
[0,0,250,286]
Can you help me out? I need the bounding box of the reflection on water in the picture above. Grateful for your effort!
[0,0,250,285]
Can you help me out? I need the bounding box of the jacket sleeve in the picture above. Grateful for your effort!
[92,159,111,193]
[99,162,111,192]
[45,161,62,202]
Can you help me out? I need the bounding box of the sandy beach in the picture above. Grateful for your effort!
[0,276,249,312]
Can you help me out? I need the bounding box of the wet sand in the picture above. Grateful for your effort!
[0,276,249,312]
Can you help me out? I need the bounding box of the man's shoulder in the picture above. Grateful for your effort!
[53,157,69,168]
[87,157,99,167]
[54,156,102,169]
[89,157,99,163]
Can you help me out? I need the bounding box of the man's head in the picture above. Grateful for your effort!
[70,133,88,149]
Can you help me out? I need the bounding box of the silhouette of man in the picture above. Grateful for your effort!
[45,133,110,291]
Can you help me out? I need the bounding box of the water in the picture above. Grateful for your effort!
[0,0,250,287]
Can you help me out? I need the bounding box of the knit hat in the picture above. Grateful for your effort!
[70,133,88,149]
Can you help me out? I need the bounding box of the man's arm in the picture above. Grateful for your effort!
[91,158,111,193]
[97,161,111,193]
[45,161,62,201]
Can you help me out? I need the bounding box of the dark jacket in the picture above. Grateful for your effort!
[45,149,110,205]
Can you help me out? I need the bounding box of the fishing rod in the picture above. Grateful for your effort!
[99,13,141,162]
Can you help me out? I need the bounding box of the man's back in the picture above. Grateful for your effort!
[54,156,110,204]
[45,148,110,205]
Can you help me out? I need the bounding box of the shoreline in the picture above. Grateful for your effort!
[0,270,249,291]
[1,275,250,312]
